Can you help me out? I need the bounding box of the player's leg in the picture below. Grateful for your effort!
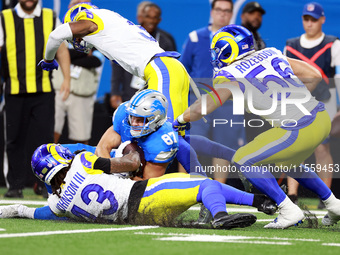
[0,205,67,220]
[138,173,256,229]
[144,57,189,122]
[177,135,207,176]
[196,179,257,229]
[233,128,305,229]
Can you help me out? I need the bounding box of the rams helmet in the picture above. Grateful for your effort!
[31,144,74,185]
[210,24,255,70]
[63,2,98,53]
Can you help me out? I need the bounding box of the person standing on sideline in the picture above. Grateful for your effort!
[0,0,70,198]
[53,0,104,145]
[284,2,340,208]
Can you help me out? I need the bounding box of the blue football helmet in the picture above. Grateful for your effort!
[210,24,255,70]
[63,2,98,53]
[124,89,168,138]
[31,144,74,185]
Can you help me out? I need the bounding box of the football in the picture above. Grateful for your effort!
[122,142,146,177]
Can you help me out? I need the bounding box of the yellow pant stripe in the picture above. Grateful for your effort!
[24,18,37,93]
[42,8,54,92]
[3,10,19,94]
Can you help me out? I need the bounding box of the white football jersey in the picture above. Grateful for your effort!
[76,8,164,77]
[215,48,319,127]
[48,152,135,222]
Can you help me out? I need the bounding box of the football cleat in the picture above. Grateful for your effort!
[321,194,340,226]
[0,204,21,218]
[256,195,278,215]
[196,203,214,225]
[264,197,304,229]
[212,212,257,230]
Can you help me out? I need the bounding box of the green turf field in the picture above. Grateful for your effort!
[0,188,339,255]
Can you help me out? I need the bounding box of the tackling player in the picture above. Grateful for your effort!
[0,143,278,229]
[173,24,340,229]
[38,2,189,123]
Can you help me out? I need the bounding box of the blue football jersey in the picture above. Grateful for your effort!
[113,102,178,163]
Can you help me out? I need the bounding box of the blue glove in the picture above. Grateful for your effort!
[38,59,59,71]
[172,118,191,132]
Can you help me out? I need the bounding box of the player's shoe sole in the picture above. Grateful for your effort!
[212,213,257,230]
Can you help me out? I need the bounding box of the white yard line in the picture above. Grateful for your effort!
[189,206,328,215]
[0,226,158,239]
[322,243,340,247]
[0,200,47,206]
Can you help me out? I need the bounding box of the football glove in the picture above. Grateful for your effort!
[38,59,59,71]
[172,118,191,132]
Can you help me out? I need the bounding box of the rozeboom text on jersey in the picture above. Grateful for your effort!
[56,172,85,211]
[234,49,278,74]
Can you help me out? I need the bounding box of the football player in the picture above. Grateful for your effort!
[173,24,340,229]
[38,2,189,123]
[0,143,278,229]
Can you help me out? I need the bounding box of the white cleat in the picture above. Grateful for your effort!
[0,204,21,218]
[264,197,304,229]
[322,194,340,226]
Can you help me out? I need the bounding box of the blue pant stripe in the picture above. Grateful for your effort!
[154,58,173,121]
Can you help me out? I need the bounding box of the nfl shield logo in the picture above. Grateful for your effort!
[307,4,315,12]
[242,44,249,50]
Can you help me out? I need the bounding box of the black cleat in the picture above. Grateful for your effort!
[196,203,214,224]
[256,195,277,215]
[212,212,257,229]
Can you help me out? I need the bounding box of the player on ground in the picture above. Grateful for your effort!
[173,24,340,229]
[0,143,278,229]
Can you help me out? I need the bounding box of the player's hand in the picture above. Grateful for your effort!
[38,59,59,71]
[172,117,191,132]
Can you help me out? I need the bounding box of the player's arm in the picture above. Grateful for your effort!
[287,57,322,92]
[44,21,97,63]
[142,161,169,179]
[180,82,235,123]
[95,126,122,158]
[108,151,141,173]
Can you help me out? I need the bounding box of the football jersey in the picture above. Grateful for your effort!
[214,47,319,127]
[74,8,164,77]
[48,151,135,222]
[113,102,178,163]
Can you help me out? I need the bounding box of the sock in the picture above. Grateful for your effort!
[18,205,35,219]
[234,163,287,205]
[198,179,226,216]
[33,206,68,220]
[287,164,331,200]
[197,179,254,216]
[188,135,236,161]
[177,136,207,176]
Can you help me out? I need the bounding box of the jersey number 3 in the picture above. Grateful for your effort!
[71,184,118,220]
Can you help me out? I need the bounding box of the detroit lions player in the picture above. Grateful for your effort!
[1,143,279,229]
[173,24,340,229]
[38,2,189,123]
